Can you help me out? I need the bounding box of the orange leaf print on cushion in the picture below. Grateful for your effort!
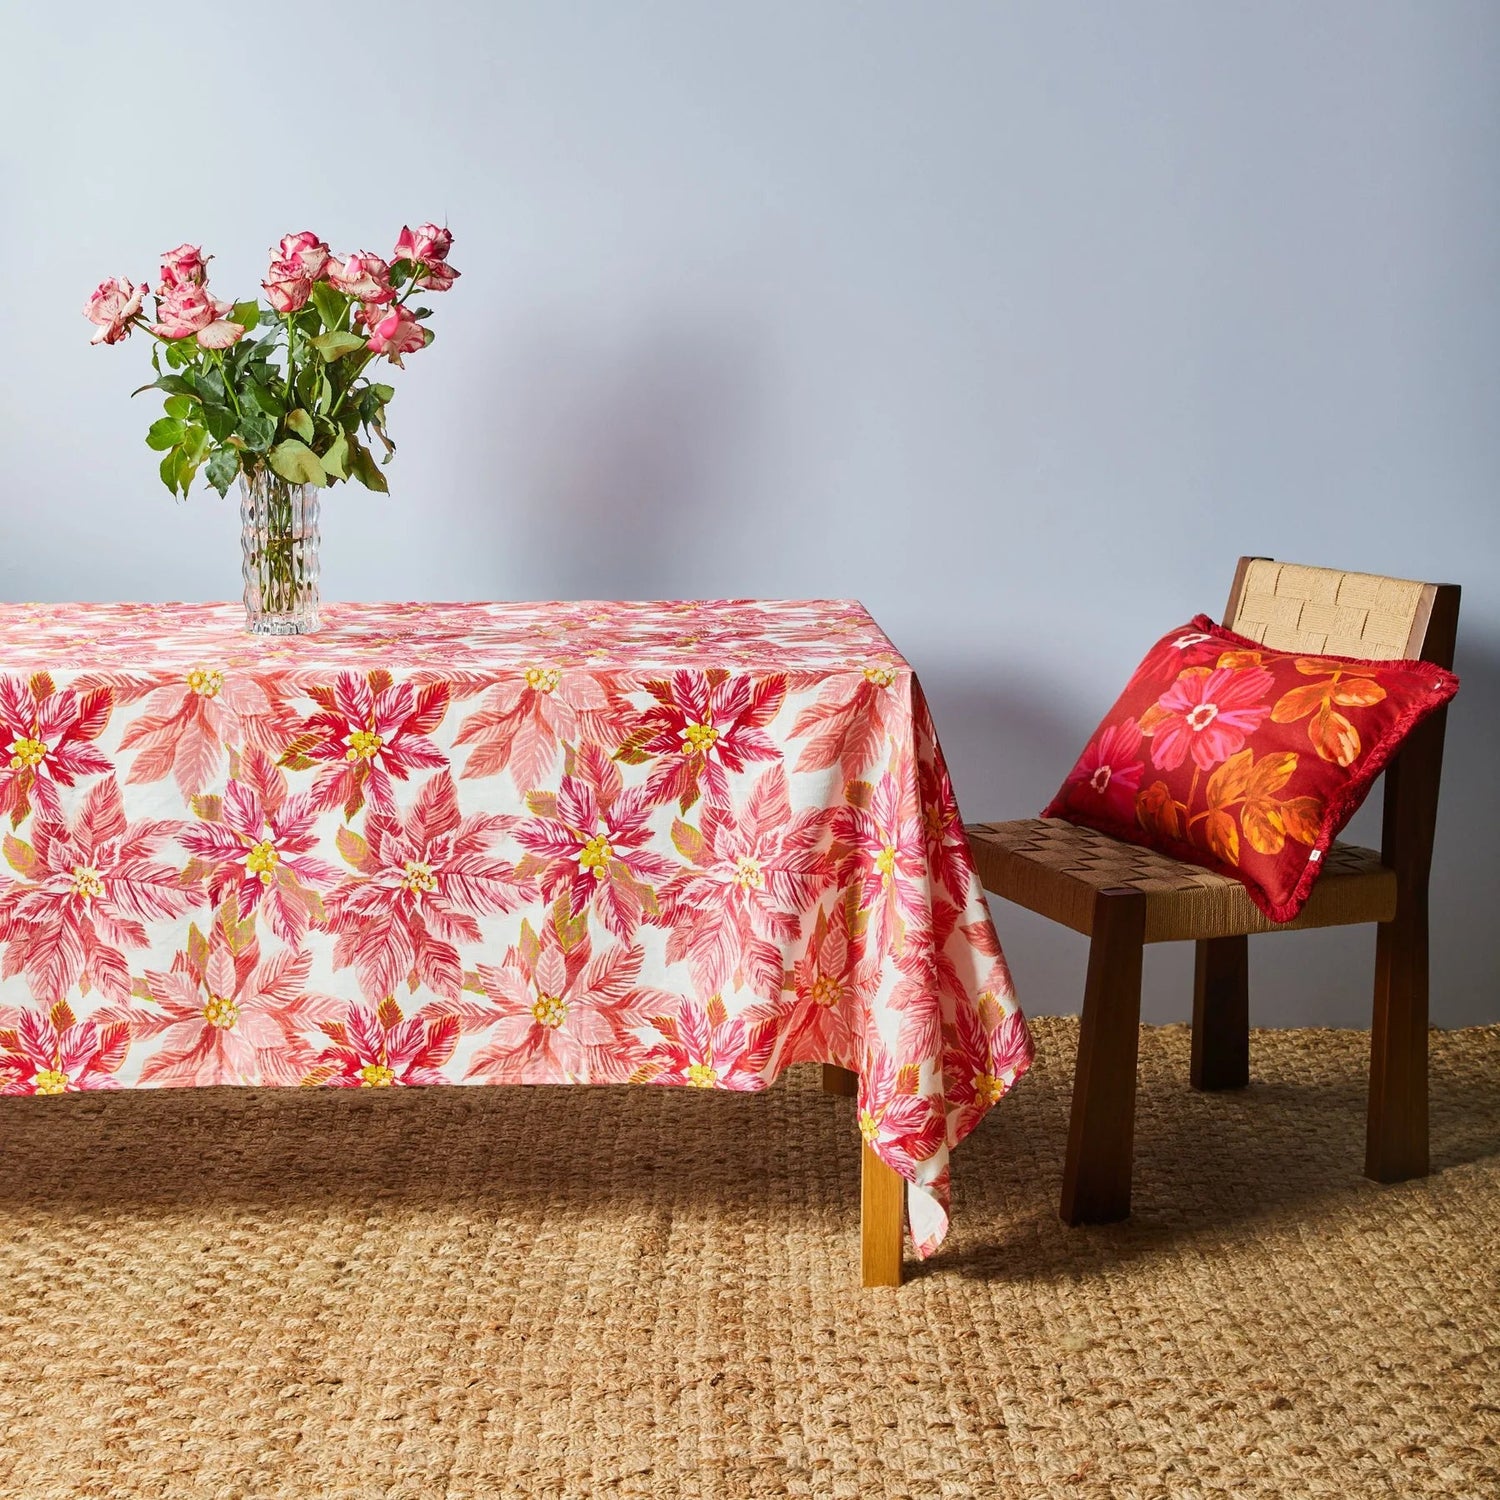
[1271,662,1388,767]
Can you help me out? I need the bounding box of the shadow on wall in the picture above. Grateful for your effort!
[474,314,763,602]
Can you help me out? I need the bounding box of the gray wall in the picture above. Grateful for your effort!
[2,1,1496,1026]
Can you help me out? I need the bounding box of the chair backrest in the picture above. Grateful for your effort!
[1223,557,1461,889]
[1223,557,1457,665]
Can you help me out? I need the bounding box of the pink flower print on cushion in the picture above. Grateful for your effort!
[1144,664,1275,772]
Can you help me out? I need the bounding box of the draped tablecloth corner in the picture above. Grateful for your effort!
[0,599,1032,1257]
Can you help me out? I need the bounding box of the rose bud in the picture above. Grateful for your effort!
[364,304,428,366]
[158,243,210,288]
[274,231,332,280]
[328,250,395,304]
[83,277,146,345]
[416,259,460,292]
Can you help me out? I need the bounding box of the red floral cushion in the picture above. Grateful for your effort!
[1042,615,1459,922]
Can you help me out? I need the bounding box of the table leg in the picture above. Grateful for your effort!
[822,1063,858,1096]
[861,1141,905,1287]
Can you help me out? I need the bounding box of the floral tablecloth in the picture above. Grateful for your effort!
[0,599,1031,1255]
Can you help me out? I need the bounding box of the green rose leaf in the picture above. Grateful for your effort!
[370,383,395,402]
[321,430,350,481]
[309,281,347,332]
[197,366,226,405]
[286,408,314,443]
[163,394,194,420]
[348,438,388,493]
[133,374,196,400]
[202,404,237,443]
[310,330,366,362]
[268,438,327,487]
[237,411,276,453]
[231,300,261,331]
[205,446,241,496]
[245,379,283,418]
[146,417,185,452]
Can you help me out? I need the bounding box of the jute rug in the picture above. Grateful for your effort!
[0,1017,1496,1499]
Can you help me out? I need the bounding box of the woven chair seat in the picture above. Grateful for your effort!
[965,818,1397,944]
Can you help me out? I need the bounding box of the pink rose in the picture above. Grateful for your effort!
[151,283,218,339]
[393,222,459,292]
[83,277,146,345]
[263,261,313,313]
[328,250,394,304]
[158,243,209,288]
[364,304,428,366]
[273,231,331,280]
[394,223,453,264]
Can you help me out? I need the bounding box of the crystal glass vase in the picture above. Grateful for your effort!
[240,468,321,635]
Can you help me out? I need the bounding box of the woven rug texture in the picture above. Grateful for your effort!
[0,1015,1496,1500]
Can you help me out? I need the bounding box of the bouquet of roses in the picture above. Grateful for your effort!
[84,225,459,500]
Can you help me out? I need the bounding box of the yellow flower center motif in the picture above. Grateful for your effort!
[531,993,568,1029]
[33,1068,69,1095]
[863,665,897,688]
[524,667,562,694]
[9,736,47,770]
[202,994,239,1030]
[578,834,613,879]
[359,1063,395,1088]
[733,856,764,891]
[70,865,105,902]
[185,667,224,698]
[345,728,384,762]
[1186,703,1220,732]
[402,860,438,895]
[679,722,719,757]
[810,974,841,1008]
[245,840,279,884]
[971,1072,1008,1106]
[874,845,899,883]
[686,1062,719,1088]
[858,1108,881,1143]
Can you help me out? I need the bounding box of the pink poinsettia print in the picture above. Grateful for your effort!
[635,992,785,1092]
[134,922,338,1087]
[616,670,786,811]
[466,904,674,1083]
[0,674,113,827]
[180,747,339,947]
[121,666,302,799]
[0,778,192,1005]
[0,999,131,1095]
[454,666,630,791]
[783,896,866,1070]
[287,670,449,818]
[652,764,831,1001]
[324,770,530,1002]
[514,742,675,941]
[0,599,1032,1260]
[303,995,461,1088]
[832,757,930,960]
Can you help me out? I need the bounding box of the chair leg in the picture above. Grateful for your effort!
[1060,887,1147,1225]
[1367,896,1429,1182]
[1191,935,1250,1090]
[823,1063,858,1097]
[861,1141,905,1286]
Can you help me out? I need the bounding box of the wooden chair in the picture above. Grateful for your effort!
[965,559,1461,1225]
